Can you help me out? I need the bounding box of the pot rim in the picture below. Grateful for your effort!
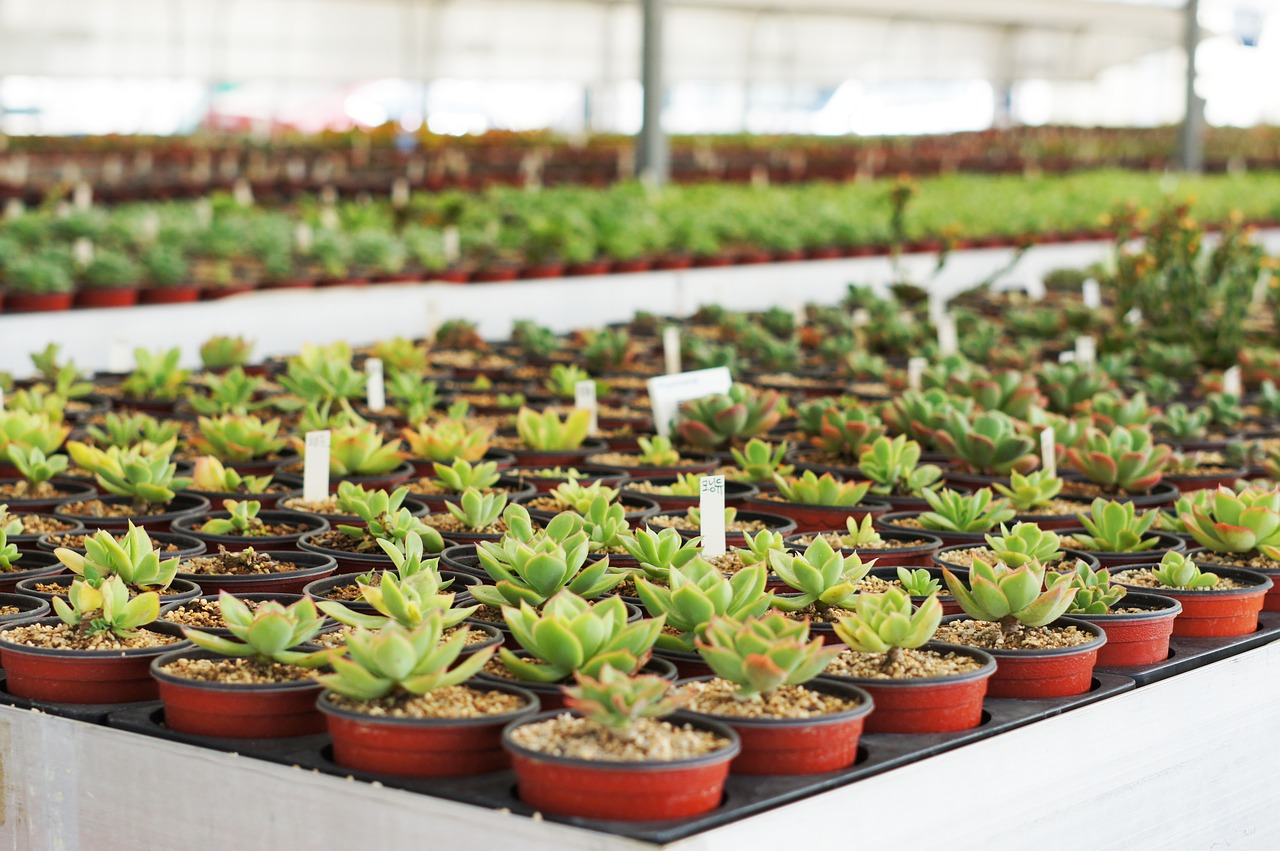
[150,645,327,693]
[819,640,997,687]
[0,616,190,658]
[176,549,337,582]
[51,492,211,523]
[1053,528,1187,558]
[1066,591,1183,621]
[1109,564,1274,594]
[170,509,330,543]
[745,496,893,513]
[785,529,944,551]
[17,575,203,599]
[1184,547,1280,573]
[37,530,206,557]
[318,678,540,727]
[674,675,875,729]
[937,615,1107,657]
[501,707,741,770]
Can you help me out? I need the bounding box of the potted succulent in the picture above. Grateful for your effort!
[1179,486,1280,610]
[404,459,534,512]
[188,415,291,476]
[876,487,1016,548]
[138,245,200,304]
[151,594,333,737]
[1061,498,1186,569]
[1111,551,1271,637]
[0,446,96,512]
[825,588,996,733]
[183,456,297,510]
[586,435,718,479]
[0,575,186,702]
[316,615,538,776]
[509,407,604,467]
[742,470,890,533]
[855,434,945,512]
[934,409,1040,486]
[767,537,872,631]
[675,386,784,450]
[502,667,738,820]
[0,527,63,593]
[22,523,202,605]
[993,470,1085,530]
[75,248,141,308]
[299,489,445,575]
[622,471,759,513]
[1061,426,1176,507]
[175,546,337,596]
[171,498,328,553]
[934,522,1097,576]
[859,565,965,615]
[647,504,797,546]
[1043,560,1181,666]
[5,252,76,313]
[936,557,1107,698]
[57,441,208,531]
[677,613,870,774]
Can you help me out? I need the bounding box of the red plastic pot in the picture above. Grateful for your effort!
[6,291,74,313]
[1070,592,1182,666]
[476,656,677,712]
[1055,528,1186,570]
[0,592,50,626]
[0,551,64,593]
[741,497,891,534]
[1010,508,1090,531]
[785,530,943,568]
[671,510,798,546]
[564,260,611,277]
[939,615,1105,699]
[0,477,97,513]
[52,493,210,533]
[0,618,188,703]
[470,266,520,283]
[519,262,565,280]
[320,681,538,777]
[611,259,653,274]
[201,284,257,300]
[680,677,872,775]
[621,478,758,511]
[17,575,203,608]
[327,461,415,493]
[1111,565,1271,637]
[151,647,326,737]
[653,647,717,679]
[823,642,995,734]
[169,509,329,553]
[36,530,206,561]
[504,709,738,820]
[138,285,201,304]
[1188,549,1280,612]
[74,287,140,309]
[508,438,610,469]
[875,512,989,549]
[175,550,337,595]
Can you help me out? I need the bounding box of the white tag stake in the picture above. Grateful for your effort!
[442,226,461,263]
[699,475,727,558]
[1058,351,1077,364]
[391,177,410,208]
[575,380,599,437]
[1074,336,1096,368]
[1040,429,1057,478]
[936,315,958,357]
[365,359,386,412]
[73,238,95,269]
[108,340,132,373]
[851,308,870,329]
[294,222,313,253]
[232,178,254,207]
[1125,308,1142,326]
[907,357,926,392]
[72,181,93,211]
[663,326,682,375]
[647,367,733,439]
[1082,279,1102,309]
[1223,366,1243,398]
[792,301,806,328]
[0,389,5,412]
[303,430,332,501]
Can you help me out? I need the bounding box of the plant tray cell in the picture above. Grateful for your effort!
[0,673,160,725]
[1096,610,1280,687]
[106,706,330,767]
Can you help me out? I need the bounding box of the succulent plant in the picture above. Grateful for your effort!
[6,445,68,489]
[472,508,621,608]
[279,343,363,404]
[728,438,794,482]
[322,424,405,477]
[54,523,180,591]
[334,484,445,553]
[933,409,1038,476]
[1072,498,1161,553]
[190,456,272,494]
[543,364,599,399]
[1044,561,1127,614]
[200,335,255,370]
[942,558,1075,635]
[636,559,772,651]
[676,385,784,449]
[768,537,873,614]
[546,480,620,513]
[857,435,943,496]
[198,499,267,536]
[84,411,181,451]
[401,418,493,463]
[431,459,501,493]
[444,488,508,532]
[696,614,840,699]
[500,591,663,683]
[838,514,884,548]
[880,388,967,450]
[983,523,1064,568]
[319,567,476,632]
[562,666,684,732]
[618,526,703,579]
[120,347,190,400]
[1088,391,1155,430]
[809,406,886,460]
[578,497,632,553]
[1181,486,1280,560]
[896,567,942,597]
[315,616,495,700]
[183,594,330,666]
[0,410,70,456]
[53,576,160,639]
[992,470,1064,513]
[832,587,942,666]
[916,488,1016,534]
[1154,403,1212,441]
[0,529,27,573]
[1038,361,1111,415]
[1149,551,1219,590]
[772,471,872,507]
[187,368,265,417]
[190,414,287,462]
[383,371,442,425]
[1063,426,1171,495]
[516,407,591,451]
[635,436,681,466]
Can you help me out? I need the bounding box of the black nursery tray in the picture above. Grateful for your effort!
[0,673,160,725]
[269,672,1134,845]
[1097,610,1280,687]
[106,705,330,767]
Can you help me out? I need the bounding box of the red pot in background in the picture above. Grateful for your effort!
[6,292,74,313]
[875,512,988,549]
[681,677,873,775]
[1071,592,1182,667]
[504,710,738,820]
[1055,528,1186,570]
[0,618,188,703]
[202,284,256,300]
[508,438,610,469]
[824,642,995,734]
[169,510,329,554]
[52,493,210,533]
[785,530,943,567]
[564,259,611,276]
[138,286,202,304]
[741,497,891,534]
[74,287,140,308]
[941,615,1105,699]
[174,550,337,596]
[321,682,538,777]
[151,647,326,737]
[1188,549,1280,612]
[611,258,653,274]
[0,551,64,594]
[1112,565,1271,637]
[520,263,565,280]
[471,266,520,283]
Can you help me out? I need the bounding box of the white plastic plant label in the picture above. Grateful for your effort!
[1082,279,1102,309]
[647,367,732,438]
[72,181,93,211]
[1040,428,1057,478]
[907,357,927,392]
[1058,351,1077,364]
[391,177,410,208]
[73,238,94,268]
[1125,308,1142,326]
[365,358,386,412]
[0,389,5,411]
[851,308,870,328]
[792,301,806,328]
[442,226,461,263]
[232,178,254,207]
[3,199,24,220]
[107,340,132,373]
[303,430,332,502]
[663,326,682,375]
[699,475,727,558]
[936,314,958,357]
[294,222,313,253]
[1074,336,1097,367]
[575,380,599,436]
[1223,366,1243,398]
